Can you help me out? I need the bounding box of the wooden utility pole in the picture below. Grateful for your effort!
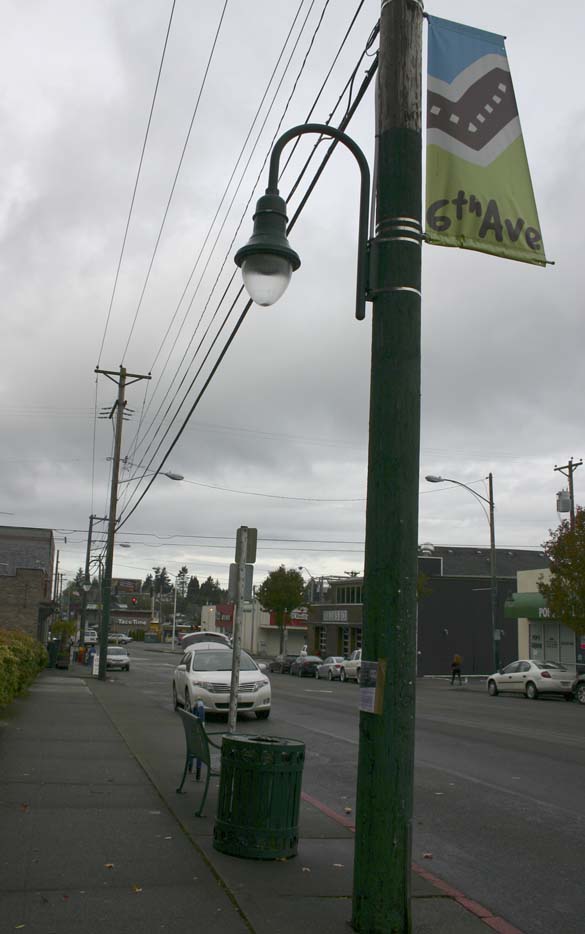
[554,458,582,529]
[95,366,150,680]
[352,1,423,931]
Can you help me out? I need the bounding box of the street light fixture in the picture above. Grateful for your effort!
[235,123,371,320]
[426,473,498,670]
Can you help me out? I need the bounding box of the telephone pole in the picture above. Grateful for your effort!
[554,458,582,529]
[95,366,150,680]
[79,515,107,647]
[352,1,423,931]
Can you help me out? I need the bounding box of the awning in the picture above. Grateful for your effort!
[504,592,548,619]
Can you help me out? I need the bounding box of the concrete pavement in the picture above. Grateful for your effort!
[0,665,523,934]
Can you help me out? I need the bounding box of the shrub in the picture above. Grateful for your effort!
[128,629,145,641]
[0,630,49,708]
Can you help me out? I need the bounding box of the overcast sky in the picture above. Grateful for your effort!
[1,0,583,590]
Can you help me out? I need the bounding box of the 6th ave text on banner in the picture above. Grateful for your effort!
[425,16,547,266]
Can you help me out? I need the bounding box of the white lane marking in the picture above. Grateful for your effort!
[304,689,333,694]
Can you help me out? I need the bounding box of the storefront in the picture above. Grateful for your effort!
[504,591,582,667]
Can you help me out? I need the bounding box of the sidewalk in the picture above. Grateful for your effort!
[0,667,521,934]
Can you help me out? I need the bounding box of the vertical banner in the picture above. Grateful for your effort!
[426,16,546,265]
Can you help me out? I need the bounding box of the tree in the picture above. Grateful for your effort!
[152,567,172,594]
[142,573,154,594]
[186,575,200,602]
[176,566,189,598]
[539,507,585,635]
[255,565,306,654]
[199,576,225,605]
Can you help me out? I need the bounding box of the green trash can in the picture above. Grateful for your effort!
[213,734,305,860]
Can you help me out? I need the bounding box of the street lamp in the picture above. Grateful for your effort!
[233,16,424,919]
[426,473,498,671]
[235,123,370,320]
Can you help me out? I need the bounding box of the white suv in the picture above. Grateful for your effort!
[340,649,361,683]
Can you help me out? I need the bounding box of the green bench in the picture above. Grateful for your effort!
[175,708,225,817]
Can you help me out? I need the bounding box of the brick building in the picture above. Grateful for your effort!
[0,526,55,641]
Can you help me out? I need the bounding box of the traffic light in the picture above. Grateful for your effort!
[131,596,138,605]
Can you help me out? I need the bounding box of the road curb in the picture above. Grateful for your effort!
[301,791,526,934]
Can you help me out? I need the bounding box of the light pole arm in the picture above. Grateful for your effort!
[267,124,371,321]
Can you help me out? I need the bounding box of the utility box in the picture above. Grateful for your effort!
[556,490,571,513]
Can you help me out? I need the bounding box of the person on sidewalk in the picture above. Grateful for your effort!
[450,653,463,686]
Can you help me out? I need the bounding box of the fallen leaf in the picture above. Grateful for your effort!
[302,867,311,872]
[19,803,30,812]
[275,857,287,862]
[62,895,69,901]
[434,792,444,796]
[333,864,344,868]
[132,885,143,893]
[15,924,26,928]
[104,863,114,870]
[344,807,352,814]
[148,810,161,815]
[164,836,172,840]
[422,852,433,860]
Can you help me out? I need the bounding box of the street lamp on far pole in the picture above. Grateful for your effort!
[426,473,498,671]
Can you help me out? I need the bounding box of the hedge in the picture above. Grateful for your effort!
[0,630,49,708]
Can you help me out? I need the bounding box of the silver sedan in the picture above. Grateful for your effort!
[487,659,575,700]
[316,656,345,680]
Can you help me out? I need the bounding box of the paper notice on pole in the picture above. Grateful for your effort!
[359,659,386,714]
[92,653,99,677]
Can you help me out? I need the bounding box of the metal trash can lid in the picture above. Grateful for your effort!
[223,734,304,748]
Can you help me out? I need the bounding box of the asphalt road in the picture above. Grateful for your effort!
[124,644,585,934]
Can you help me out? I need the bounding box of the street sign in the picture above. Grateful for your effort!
[235,527,257,564]
[228,563,253,602]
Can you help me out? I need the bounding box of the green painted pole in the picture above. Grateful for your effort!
[351,0,423,931]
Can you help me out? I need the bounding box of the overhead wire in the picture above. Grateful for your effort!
[116,30,379,529]
[120,0,231,364]
[96,0,178,368]
[121,2,371,507]
[123,0,323,476]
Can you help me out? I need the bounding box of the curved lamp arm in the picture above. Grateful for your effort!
[234,123,371,320]
[426,475,491,525]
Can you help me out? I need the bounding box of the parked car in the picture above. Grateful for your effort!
[340,649,361,683]
[108,633,132,645]
[268,653,297,674]
[179,631,231,651]
[173,645,271,719]
[572,672,585,705]
[106,646,130,671]
[487,659,575,700]
[316,656,345,680]
[82,629,98,645]
[290,655,322,677]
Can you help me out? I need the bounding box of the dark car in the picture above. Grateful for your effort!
[290,655,322,677]
[268,653,297,674]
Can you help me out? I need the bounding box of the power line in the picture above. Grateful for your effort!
[124,0,322,473]
[117,42,379,528]
[120,9,374,515]
[121,0,231,363]
[96,0,178,367]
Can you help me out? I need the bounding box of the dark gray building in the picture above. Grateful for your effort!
[307,545,550,675]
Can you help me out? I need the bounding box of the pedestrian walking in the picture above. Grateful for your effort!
[450,653,463,685]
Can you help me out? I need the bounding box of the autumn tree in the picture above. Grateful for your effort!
[539,507,585,635]
[255,565,305,654]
